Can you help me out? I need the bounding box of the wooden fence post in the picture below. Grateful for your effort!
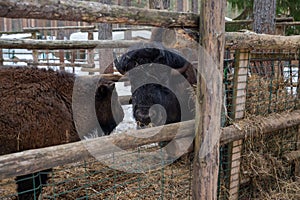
[98,23,113,74]
[31,31,38,67]
[124,27,132,40]
[228,50,249,200]
[296,126,300,180]
[192,0,225,199]
[87,30,95,75]
[0,48,3,66]
[59,49,65,71]
[296,59,300,180]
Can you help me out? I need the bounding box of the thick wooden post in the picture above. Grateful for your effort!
[192,0,225,199]
[71,50,76,73]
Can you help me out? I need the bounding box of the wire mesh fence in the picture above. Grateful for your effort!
[239,125,299,200]
[0,145,193,199]
[219,48,300,200]
[246,49,299,115]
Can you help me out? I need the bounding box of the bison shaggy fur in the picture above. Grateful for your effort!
[0,67,124,199]
[114,44,196,128]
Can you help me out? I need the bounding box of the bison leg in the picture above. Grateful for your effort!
[15,169,52,200]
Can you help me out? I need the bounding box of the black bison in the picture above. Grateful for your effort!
[114,43,196,128]
[0,67,124,200]
[131,83,181,128]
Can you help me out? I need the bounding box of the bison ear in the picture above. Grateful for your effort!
[113,52,125,75]
[129,97,132,104]
[96,83,115,99]
[107,82,115,92]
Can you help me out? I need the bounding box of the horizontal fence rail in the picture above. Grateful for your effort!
[0,0,199,28]
[1,32,300,50]
[0,109,299,179]
[22,25,96,32]
[0,39,142,50]
[226,32,300,50]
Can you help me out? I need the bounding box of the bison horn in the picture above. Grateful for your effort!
[113,52,120,67]
[172,63,189,74]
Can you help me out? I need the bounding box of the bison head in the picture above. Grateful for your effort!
[95,79,124,135]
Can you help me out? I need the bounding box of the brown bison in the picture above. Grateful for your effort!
[0,67,124,200]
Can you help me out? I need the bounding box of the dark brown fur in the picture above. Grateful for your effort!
[0,68,76,154]
[0,67,124,199]
[0,67,124,154]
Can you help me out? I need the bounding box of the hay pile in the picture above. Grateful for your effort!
[0,147,193,199]
[239,126,299,200]
[238,74,300,199]
[246,74,298,115]
[46,152,192,199]
[0,178,16,199]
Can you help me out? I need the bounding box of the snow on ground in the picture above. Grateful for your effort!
[1,33,32,39]
[284,65,299,95]
[69,30,151,41]
[113,82,136,134]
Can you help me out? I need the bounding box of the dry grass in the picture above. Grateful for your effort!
[246,74,298,115]
[239,127,299,200]
[237,74,300,200]
[0,147,193,199]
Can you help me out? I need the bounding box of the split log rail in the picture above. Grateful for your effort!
[0,109,299,179]
[1,32,300,71]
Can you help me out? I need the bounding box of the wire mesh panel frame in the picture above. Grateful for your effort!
[219,47,300,200]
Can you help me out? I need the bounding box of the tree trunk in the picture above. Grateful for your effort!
[252,0,277,77]
[149,0,169,10]
[192,0,199,13]
[253,0,276,34]
[177,0,183,12]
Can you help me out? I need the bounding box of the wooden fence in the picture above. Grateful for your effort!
[0,0,299,199]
